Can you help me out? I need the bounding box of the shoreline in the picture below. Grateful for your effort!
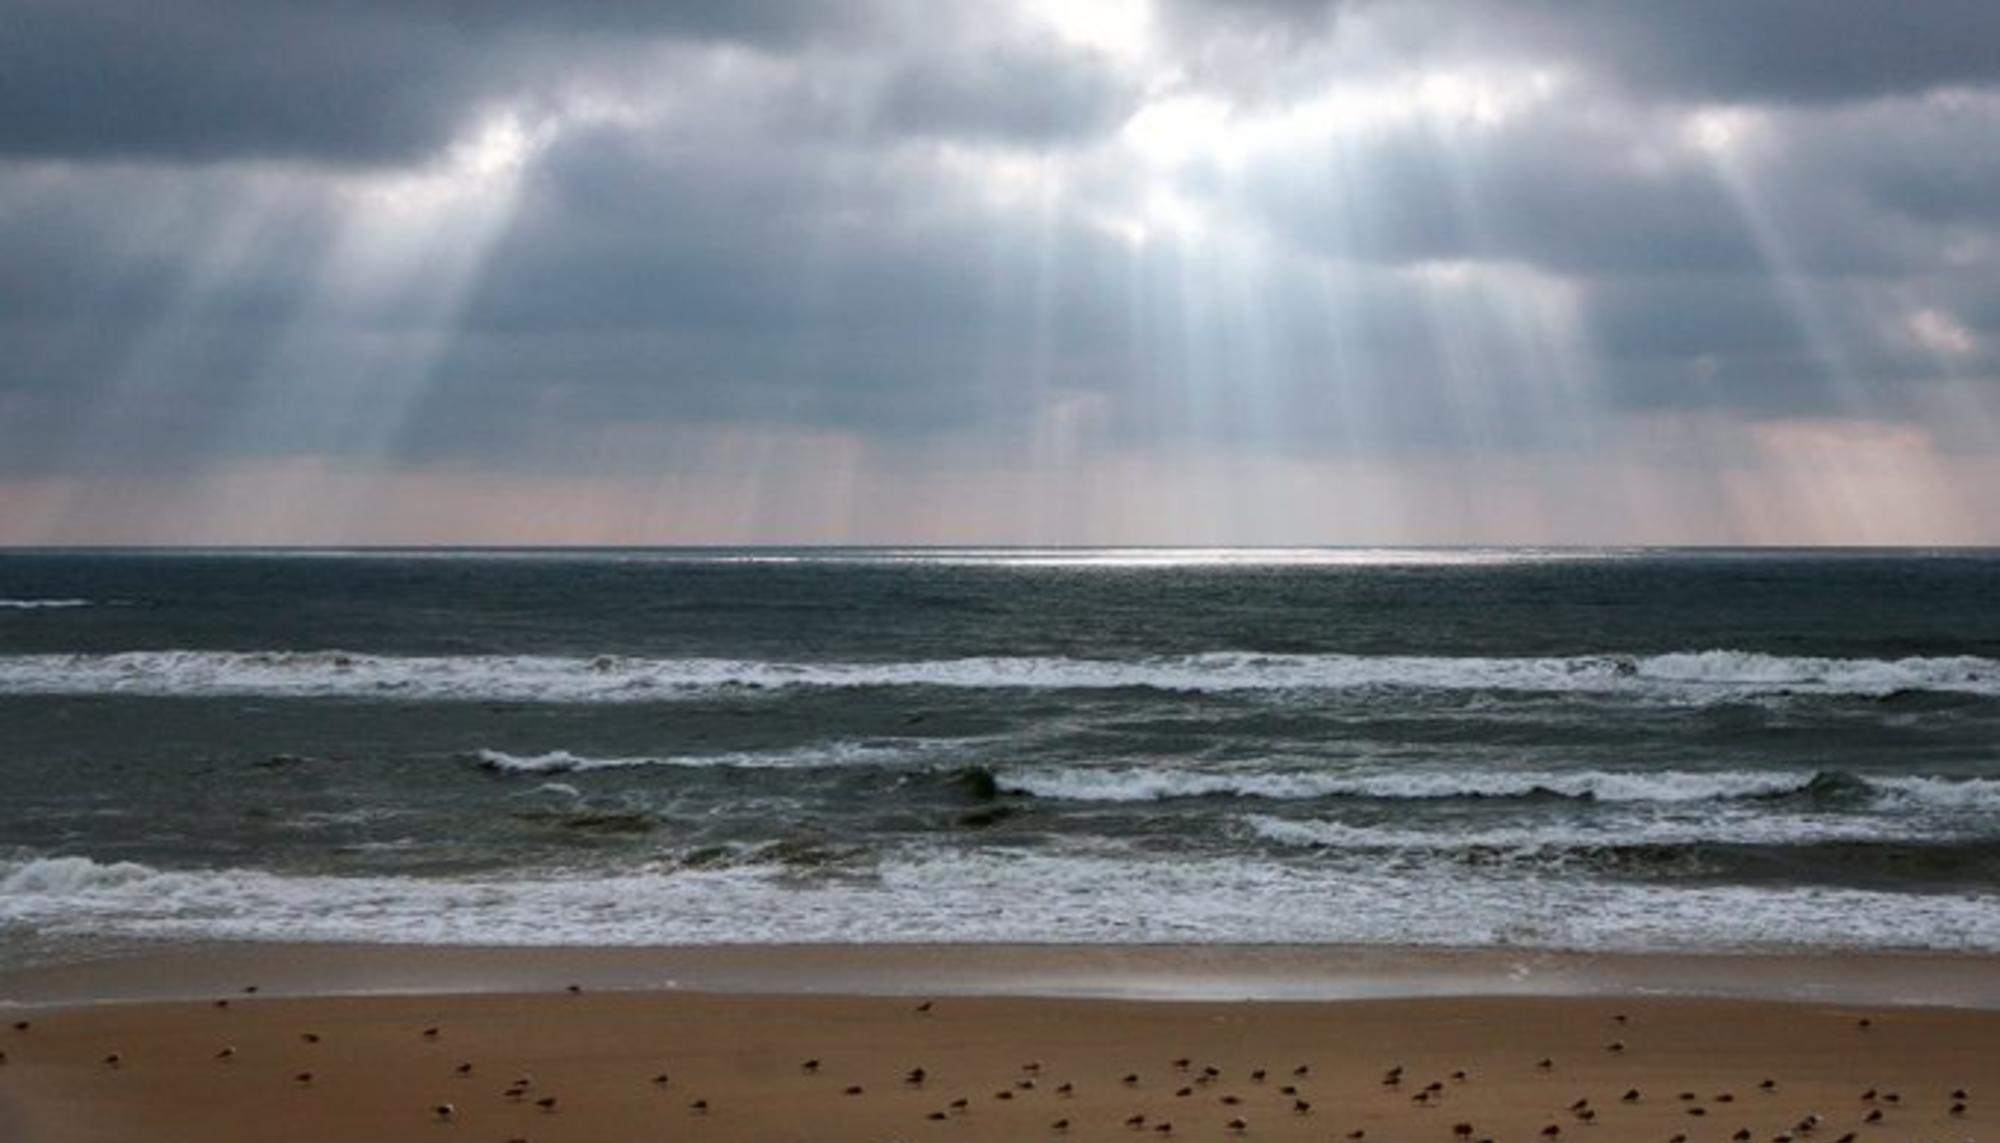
[7,941,2000,1009]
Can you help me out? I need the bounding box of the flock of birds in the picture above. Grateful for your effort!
[0,989,1982,1141]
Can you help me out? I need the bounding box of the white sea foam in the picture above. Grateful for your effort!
[472,741,934,774]
[2,850,1995,952]
[998,766,1822,804]
[0,648,1995,702]
[1241,810,1916,853]
[0,598,92,610]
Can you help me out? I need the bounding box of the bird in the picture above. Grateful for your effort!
[689,1099,709,1113]
[1294,1064,1311,1077]
[1152,1122,1173,1135]
[294,1071,314,1086]
[454,1062,472,1077]
[1051,1118,1070,1132]
[1950,1103,1967,1117]
[242,985,259,995]
[1577,1109,1597,1124]
[1293,1097,1313,1115]
[1023,1060,1043,1074]
[906,1067,927,1086]
[1621,1089,1641,1103]
[1951,1088,1969,1101]
[1018,1079,1037,1091]
[1251,1069,1267,1083]
[650,1072,670,1087]
[564,984,581,994]
[1452,1070,1470,1082]
[1856,1018,1872,1030]
[422,1027,440,1040]
[214,1046,237,1062]
[845,1085,865,1097]
[10,1021,28,1032]
[302,1033,321,1044]
[432,1103,455,1122]
[1612,1014,1629,1025]
[1606,1041,1626,1053]
[1735,1131,1753,1141]
[1175,1086,1193,1098]
[1759,1079,1777,1092]
[1716,1093,1736,1103]
[1569,1099,1591,1112]
[1056,1082,1074,1096]
[1688,1107,1709,1117]
[1860,1089,1877,1102]
[1537,1058,1554,1071]
[1347,1132,1366,1140]
[102,1052,123,1068]
[995,1090,1014,1101]
[802,1058,820,1074]
[1862,1109,1883,1124]
[1455,1123,1475,1138]
[535,1096,558,1113]
[1172,1057,1191,1071]
[927,1111,948,1121]
[1124,1073,1141,1086]
[949,1098,969,1112]
[213,1000,230,1009]
[1279,1085,1298,1096]
[914,1001,933,1014]
[1221,1094,1242,1106]
[1541,1125,1561,1138]
[1227,1118,1248,1134]
[1125,1112,1147,1129]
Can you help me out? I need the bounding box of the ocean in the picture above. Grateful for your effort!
[1,548,1996,963]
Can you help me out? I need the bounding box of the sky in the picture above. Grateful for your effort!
[2,0,1998,546]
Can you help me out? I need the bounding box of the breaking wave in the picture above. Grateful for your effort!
[0,648,1996,702]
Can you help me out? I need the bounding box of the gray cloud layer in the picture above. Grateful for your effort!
[2,0,1997,542]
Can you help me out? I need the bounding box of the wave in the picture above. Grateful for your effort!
[0,598,92,610]
[0,648,1996,702]
[3,851,1995,953]
[472,740,948,774]
[998,766,1826,804]
[1241,811,1921,853]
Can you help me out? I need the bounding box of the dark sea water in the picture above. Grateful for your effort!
[1,548,1997,959]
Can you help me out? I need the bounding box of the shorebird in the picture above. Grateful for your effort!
[102,1052,122,1068]
[1716,1093,1736,1103]
[1250,1069,1267,1083]
[10,1021,28,1032]
[1172,1058,1191,1071]
[927,1111,948,1121]
[301,1033,321,1044]
[1536,1059,1554,1071]
[1452,1070,1470,1082]
[1454,1122,1474,1138]
[1569,1099,1591,1112]
[1734,1130,1753,1140]
[1056,1082,1074,1096]
[801,1058,820,1073]
[1612,1014,1629,1025]
[1279,1085,1298,1096]
[1227,1118,1248,1134]
[845,1085,865,1096]
[565,984,582,994]
[1862,1109,1883,1124]
[1950,1103,1967,1117]
[1294,1099,1312,1115]
[1018,1078,1037,1090]
[243,985,259,994]
[294,1070,314,1086]
[1023,1060,1044,1074]
[1124,1112,1147,1129]
[1576,1108,1597,1124]
[914,1001,933,1014]
[689,1098,708,1114]
[1293,1064,1310,1077]
[213,1000,229,1009]
[1052,1118,1070,1132]
[1951,1088,1969,1100]
[948,1097,969,1112]
[1621,1089,1641,1103]
[905,1067,927,1086]
[432,1102,455,1122]
[650,1072,670,1086]
[1856,1018,1872,1030]
[1860,1089,1876,1102]
[1880,1093,1900,1105]
[1759,1079,1777,1092]
[535,1096,558,1113]
[1152,1121,1173,1134]
[1220,1095,1241,1106]
[1606,1041,1626,1053]
[422,1026,440,1040]
[1175,1086,1193,1098]
[454,1062,472,1077]
[214,1046,237,1062]
[1687,1107,1709,1117]
[1346,1131,1365,1140]
[1540,1125,1561,1138]
[1123,1073,1141,1086]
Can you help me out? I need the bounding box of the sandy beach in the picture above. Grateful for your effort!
[3,947,1995,1143]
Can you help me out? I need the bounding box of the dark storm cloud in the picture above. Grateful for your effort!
[0,0,897,165]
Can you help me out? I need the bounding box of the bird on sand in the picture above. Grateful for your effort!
[432,1103,455,1122]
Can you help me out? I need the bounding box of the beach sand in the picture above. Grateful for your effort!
[2,950,1995,1143]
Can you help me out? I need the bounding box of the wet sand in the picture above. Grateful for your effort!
[1,951,1995,1142]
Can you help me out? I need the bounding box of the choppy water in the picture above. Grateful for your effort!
[1,548,1996,959]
